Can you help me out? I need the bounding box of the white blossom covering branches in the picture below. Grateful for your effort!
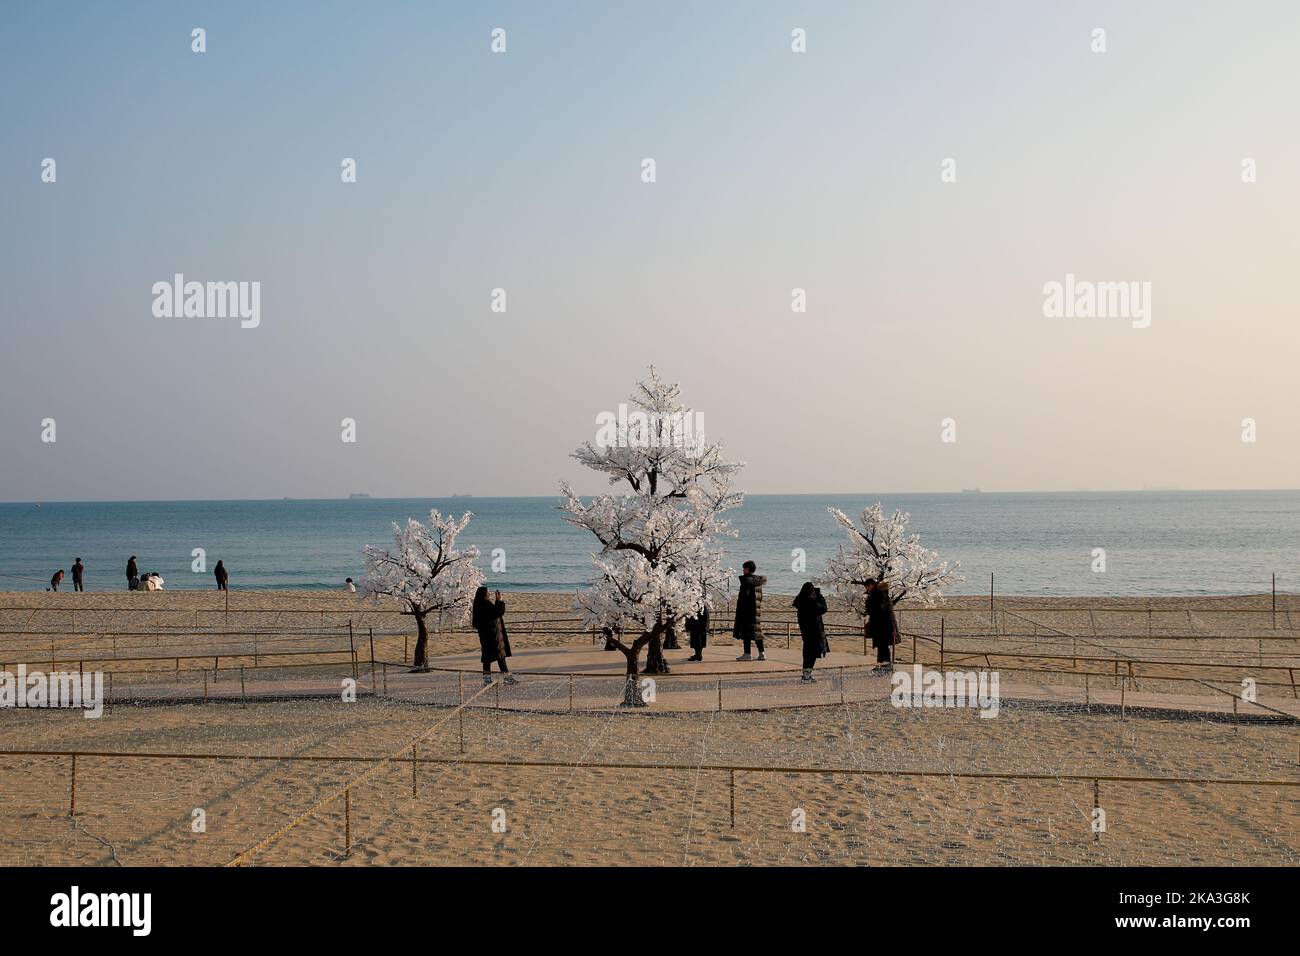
[561,368,743,692]
[820,504,963,618]
[362,510,484,670]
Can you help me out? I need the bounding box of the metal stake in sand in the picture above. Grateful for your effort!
[68,754,77,817]
[717,677,723,712]
[458,672,465,754]
[240,666,247,708]
[411,744,418,798]
[569,674,574,713]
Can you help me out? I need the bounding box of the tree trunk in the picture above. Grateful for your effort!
[643,630,670,674]
[662,623,680,650]
[620,645,646,707]
[411,612,430,671]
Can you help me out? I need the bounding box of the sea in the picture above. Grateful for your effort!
[0,491,1296,597]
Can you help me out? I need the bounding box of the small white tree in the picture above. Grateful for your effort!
[821,504,963,626]
[561,368,742,704]
[362,510,484,672]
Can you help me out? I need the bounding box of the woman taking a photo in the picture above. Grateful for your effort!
[472,586,517,685]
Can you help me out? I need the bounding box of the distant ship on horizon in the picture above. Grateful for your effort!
[450,494,474,499]
[348,493,371,499]
[961,488,982,494]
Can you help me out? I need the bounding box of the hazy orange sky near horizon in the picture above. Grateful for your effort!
[2,1,1297,502]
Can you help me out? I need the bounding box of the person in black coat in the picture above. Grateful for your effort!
[865,578,899,671]
[214,560,229,591]
[71,558,85,592]
[472,586,516,684]
[684,605,709,661]
[732,561,767,661]
[126,555,139,590]
[793,582,828,682]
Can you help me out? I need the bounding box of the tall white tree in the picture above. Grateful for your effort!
[560,368,742,704]
[362,510,484,672]
[820,503,963,624]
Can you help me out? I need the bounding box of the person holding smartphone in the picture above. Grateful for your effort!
[472,586,517,685]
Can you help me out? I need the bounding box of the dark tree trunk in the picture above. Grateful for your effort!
[661,623,680,650]
[411,612,430,671]
[643,631,670,674]
[620,644,646,707]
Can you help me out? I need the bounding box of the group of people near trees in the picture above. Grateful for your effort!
[724,560,900,682]
[535,558,901,685]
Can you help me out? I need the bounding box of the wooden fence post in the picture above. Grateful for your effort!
[1093,780,1100,842]
[729,770,735,828]
[344,789,352,857]
[369,628,376,695]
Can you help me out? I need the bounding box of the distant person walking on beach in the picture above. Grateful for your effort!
[71,558,85,592]
[793,582,828,682]
[684,605,709,661]
[733,561,767,661]
[126,555,139,590]
[214,560,229,591]
[472,587,516,685]
[865,578,899,673]
[344,578,357,593]
[48,569,64,592]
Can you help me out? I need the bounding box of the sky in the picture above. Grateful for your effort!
[2,1,1297,502]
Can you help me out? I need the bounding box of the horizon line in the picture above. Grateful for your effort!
[4,487,1300,506]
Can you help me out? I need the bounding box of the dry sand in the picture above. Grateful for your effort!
[0,590,1296,866]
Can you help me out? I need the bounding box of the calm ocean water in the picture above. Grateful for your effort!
[0,492,1296,597]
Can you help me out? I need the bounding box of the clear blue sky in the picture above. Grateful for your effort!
[2,1,1297,501]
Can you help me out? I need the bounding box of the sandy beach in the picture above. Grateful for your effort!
[0,589,1296,866]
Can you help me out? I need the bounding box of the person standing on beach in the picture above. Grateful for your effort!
[793,582,828,682]
[71,558,85,592]
[48,569,65,592]
[733,561,767,661]
[126,555,139,590]
[214,560,229,591]
[865,578,899,673]
[684,604,709,662]
[472,586,517,685]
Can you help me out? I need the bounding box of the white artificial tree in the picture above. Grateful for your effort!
[820,503,963,632]
[560,367,742,704]
[362,510,484,672]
